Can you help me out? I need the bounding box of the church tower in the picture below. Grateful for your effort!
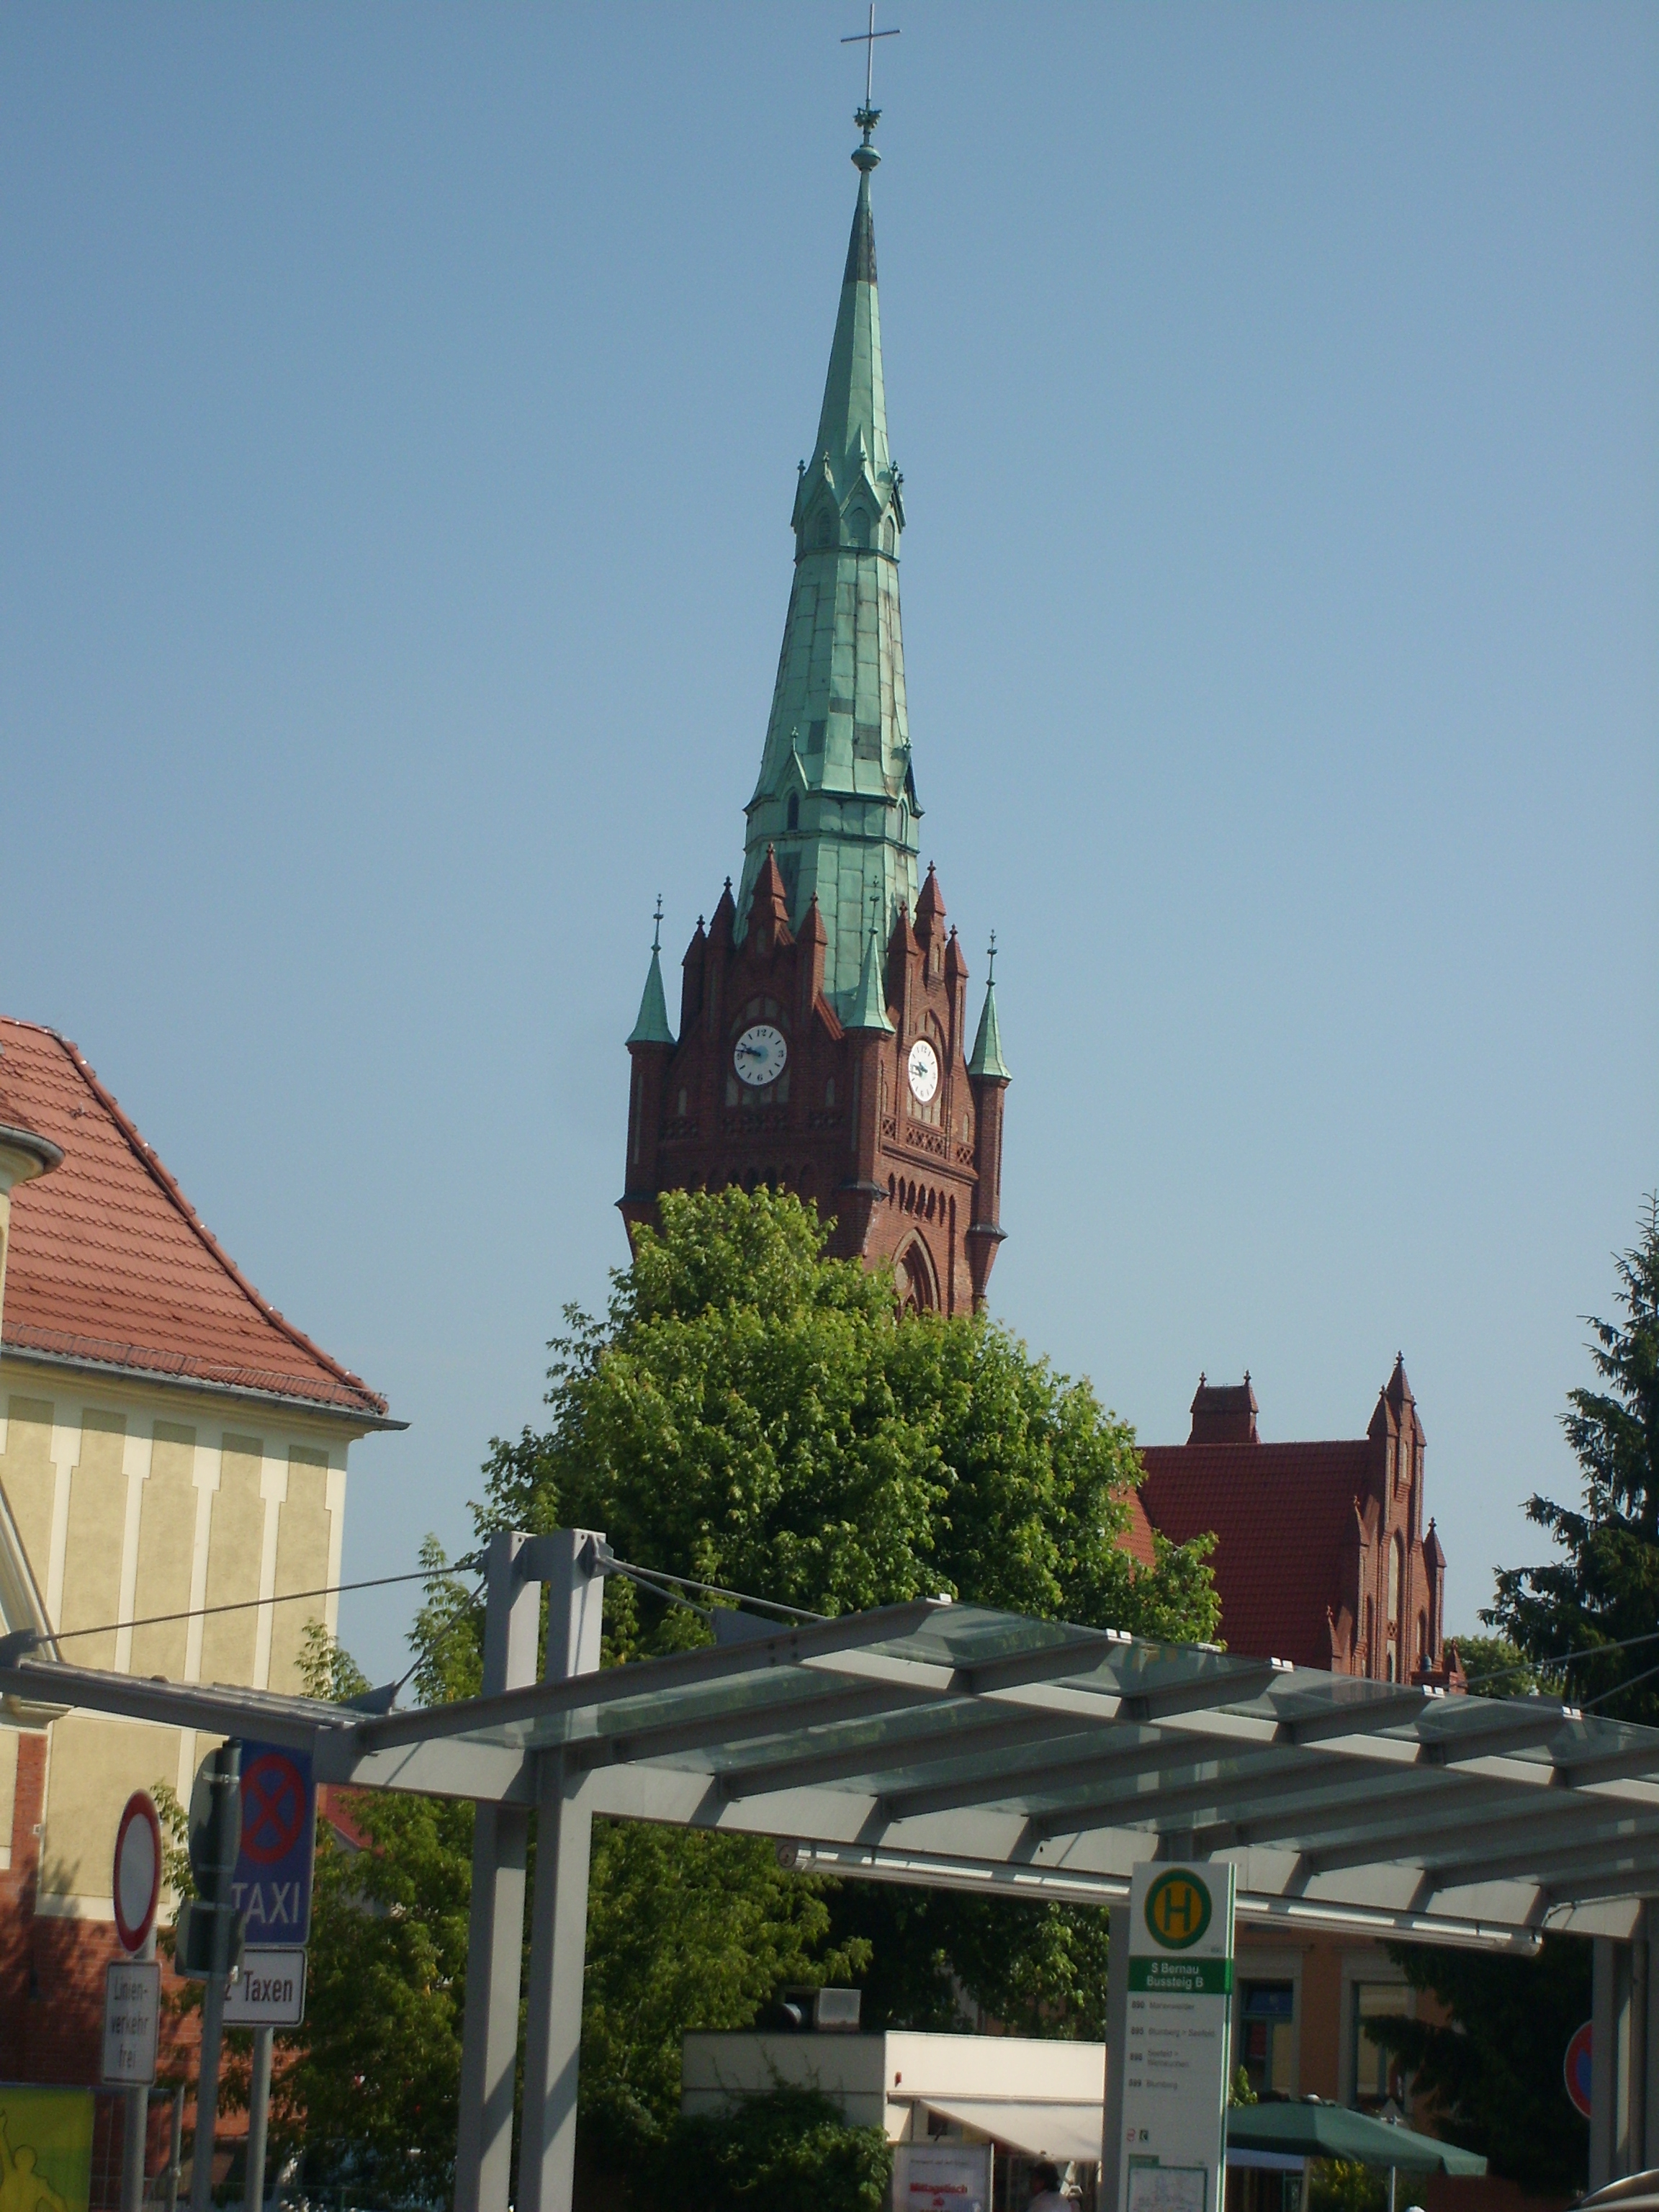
[620,107,1009,1314]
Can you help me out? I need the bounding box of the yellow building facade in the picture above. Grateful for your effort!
[0,1017,394,2068]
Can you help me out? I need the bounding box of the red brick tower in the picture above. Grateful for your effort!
[619,112,1008,1313]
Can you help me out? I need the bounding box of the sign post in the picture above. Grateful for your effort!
[182,1743,244,2212]
[108,1791,164,2212]
[1115,1861,1236,2212]
[230,1743,315,2212]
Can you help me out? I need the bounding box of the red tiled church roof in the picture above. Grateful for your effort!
[0,1018,387,1418]
[1120,1483,1159,1570]
[1138,1440,1371,1670]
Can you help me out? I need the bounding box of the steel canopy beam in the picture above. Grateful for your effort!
[721,1707,1100,1803]
[1428,1829,1659,1894]
[884,1730,1230,1824]
[1036,1753,1349,1842]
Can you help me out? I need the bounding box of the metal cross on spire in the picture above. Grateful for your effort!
[842,3,899,134]
[651,895,663,954]
[986,930,998,982]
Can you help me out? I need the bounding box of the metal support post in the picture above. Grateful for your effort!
[164,2087,184,2212]
[189,1971,228,2212]
[1645,1905,1659,2168]
[452,1532,543,2212]
[1591,1936,1636,2185]
[1099,1900,1130,2212]
[516,1531,606,2212]
[1631,1928,1648,2173]
[122,1925,157,2212]
[121,2088,149,2212]
[243,2027,274,2212]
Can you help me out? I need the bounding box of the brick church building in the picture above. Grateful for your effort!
[613,106,1462,1715]
[619,107,1009,1318]
[1128,1363,1460,1688]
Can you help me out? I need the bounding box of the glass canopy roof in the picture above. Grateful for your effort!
[9,1597,1659,1941]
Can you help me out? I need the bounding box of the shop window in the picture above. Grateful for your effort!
[1240,1981,1295,2100]
[1351,1982,1409,2111]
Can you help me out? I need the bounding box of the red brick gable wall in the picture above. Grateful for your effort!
[1136,1367,1448,1681]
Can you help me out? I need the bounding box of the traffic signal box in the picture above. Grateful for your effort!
[176,1744,246,1979]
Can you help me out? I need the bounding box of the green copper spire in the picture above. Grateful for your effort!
[845,891,896,1034]
[968,932,1010,1080]
[626,898,675,1046]
[735,111,919,1017]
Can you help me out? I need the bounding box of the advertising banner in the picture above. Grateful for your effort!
[0,2087,96,2212]
[893,2141,992,2212]
[1115,1861,1236,2212]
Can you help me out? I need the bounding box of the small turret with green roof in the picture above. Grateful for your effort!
[626,899,675,1048]
[967,932,1011,1082]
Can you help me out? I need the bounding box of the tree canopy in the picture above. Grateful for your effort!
[483,1185,1218,1638]
[1488,1196,1659,1719]
[1369,1936,1590,2190]
[1360,1203,1659,2195]
[282,1189,1219,2199]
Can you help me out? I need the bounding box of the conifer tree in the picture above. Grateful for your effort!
[1487,1197,1659,1717]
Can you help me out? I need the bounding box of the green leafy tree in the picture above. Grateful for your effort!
[282,1191,1218,2195]
[647,2086,891,2212]
[483,1186,1216,1647]
[1449,1633,1546,1699]
[1366,1936,1590,2189]
[271,1601,476,2205]
[481,1187,1218,2053]
[1488,1197,1659,1718]
[1307,2163,1384,2212]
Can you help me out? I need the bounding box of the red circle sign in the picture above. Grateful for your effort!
[1565,2019,1593,2121]
[240,1750,307,1866]
[112,1791,162,1954]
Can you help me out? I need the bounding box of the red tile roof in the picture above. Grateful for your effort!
[1138,1441,1372,1669]
[1120,1483,1159,1570]
[0,1018,387,1419]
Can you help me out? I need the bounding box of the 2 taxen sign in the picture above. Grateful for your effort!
[223,1946,307,2028]
[233,1743,315,1945]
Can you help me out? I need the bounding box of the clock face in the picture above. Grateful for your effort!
[733,1024,788,1088]
[907,1038,940,1104]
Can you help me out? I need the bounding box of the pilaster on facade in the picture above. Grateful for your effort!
[43,1416,80,1629]
[113,1416,152,1675]
[183,1437,222,1684]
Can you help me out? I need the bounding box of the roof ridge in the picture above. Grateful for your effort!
[34,1026,385,1417]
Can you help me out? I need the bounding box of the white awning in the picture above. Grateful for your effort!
[920,2098,1103,2167]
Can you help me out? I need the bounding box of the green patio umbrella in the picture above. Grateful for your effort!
[1226,2100,1487,2173]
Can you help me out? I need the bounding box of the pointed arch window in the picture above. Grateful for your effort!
[1386,1535,1403,1682]
[787,793,799,832]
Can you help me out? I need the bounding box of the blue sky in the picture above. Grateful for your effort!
[4,3,1654,1681]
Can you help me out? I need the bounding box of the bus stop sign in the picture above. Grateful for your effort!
[233,1741,316,1945]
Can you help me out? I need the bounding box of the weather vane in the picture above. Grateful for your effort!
[842,3,899,132]
[652,894,663,954]
[986,930,997,982]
